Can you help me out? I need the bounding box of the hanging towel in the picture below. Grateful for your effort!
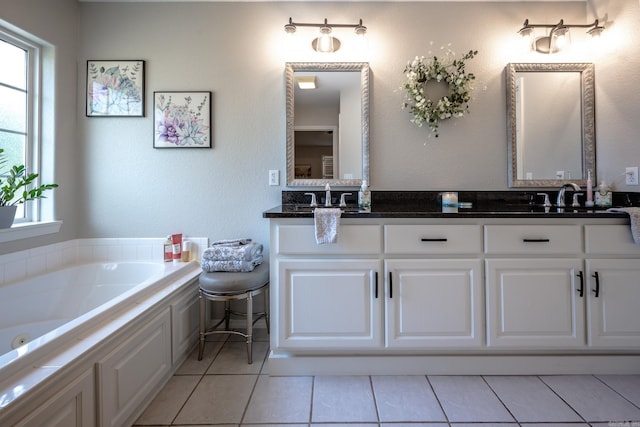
[607,207,640,244]
[314,208,342,244]
[203,241,263,262]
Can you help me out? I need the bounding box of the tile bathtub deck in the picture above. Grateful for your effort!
[134,329,640,427]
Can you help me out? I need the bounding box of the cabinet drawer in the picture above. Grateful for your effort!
[384,225,482,254]
[585,225,640,254]
[276,224,381,255]
[484,225,582,254]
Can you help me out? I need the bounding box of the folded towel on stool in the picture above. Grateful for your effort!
[211,238,252,246]
[314,208,342,244]
[203,241,263,261]
[201,255,263,273]
[607,207,640,244]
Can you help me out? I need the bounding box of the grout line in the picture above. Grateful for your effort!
[369,375,381,424]
[481,375,518,423]
[426,375,451,424]
[537,375,588,424]
[309,376,316,425]
[593,374,640,411]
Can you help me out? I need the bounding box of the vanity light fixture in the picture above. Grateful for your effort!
[284,17,367,53]
[295,75,317,89]
[518,18,604,54]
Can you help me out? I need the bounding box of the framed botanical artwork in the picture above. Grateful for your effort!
[153,91,211,148]
[86,60,145,117]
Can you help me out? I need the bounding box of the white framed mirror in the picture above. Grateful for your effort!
[286,62,369,186]
[506,63,596,188]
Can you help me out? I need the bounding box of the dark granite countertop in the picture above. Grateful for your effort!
[263,191,637,219]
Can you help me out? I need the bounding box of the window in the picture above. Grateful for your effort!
[0,30,39,223]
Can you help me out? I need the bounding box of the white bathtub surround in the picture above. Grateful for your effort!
[0,237,208,286]
[0,238,207,427]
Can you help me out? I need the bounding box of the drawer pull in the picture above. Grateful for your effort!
[576,271,584,297]
[522,238,550,243]
[592,271,600,298]
[389,271,393,298]
[421,238,448,242]
[374,272,379,299]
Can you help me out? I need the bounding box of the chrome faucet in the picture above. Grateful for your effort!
[557,183,581,207]
[324,183,332,207]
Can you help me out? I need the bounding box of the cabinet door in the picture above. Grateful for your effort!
[385,259,483,348]
[276,259,382,349]
[486,258,585,348]
[13,368,95,427]
[586,259,640,348]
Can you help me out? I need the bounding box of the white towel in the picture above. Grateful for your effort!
[314,208,342,244]
[607,207,640,244]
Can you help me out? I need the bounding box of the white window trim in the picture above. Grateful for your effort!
[1,25,60,241]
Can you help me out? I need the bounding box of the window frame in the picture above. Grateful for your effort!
[1,28,41,224]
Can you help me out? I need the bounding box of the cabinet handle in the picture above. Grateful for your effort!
[389,271,393,299]
[592,271,600,298]
[522,238,550,243]
[576,271,584,297]
[374,272,378,299]
[421,238,448,242]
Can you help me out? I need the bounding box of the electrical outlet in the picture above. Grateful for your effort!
[269,169,279,186]
[626,166,639,185]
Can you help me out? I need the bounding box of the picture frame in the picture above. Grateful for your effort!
[86,60,145,117]
[153,91,212,148]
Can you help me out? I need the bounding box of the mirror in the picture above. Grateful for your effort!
[286,62,369,186]
[506,63,595,188]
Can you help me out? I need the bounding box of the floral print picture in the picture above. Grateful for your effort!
[86,60,145,117]
[153,91,211,148]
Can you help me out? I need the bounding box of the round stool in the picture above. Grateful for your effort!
[198,262,269,364]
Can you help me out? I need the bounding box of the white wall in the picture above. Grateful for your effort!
[2,0,639,257]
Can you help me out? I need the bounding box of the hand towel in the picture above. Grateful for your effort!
[314,208,342,244]
[203,241,263,262]
[607,207,640,244]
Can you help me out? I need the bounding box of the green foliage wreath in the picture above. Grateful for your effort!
[402,48,478,137]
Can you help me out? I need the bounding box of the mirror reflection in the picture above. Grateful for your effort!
[507,63,595,188]
[286,62,369,186]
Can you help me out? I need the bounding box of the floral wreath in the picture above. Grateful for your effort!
[402,47,477,137]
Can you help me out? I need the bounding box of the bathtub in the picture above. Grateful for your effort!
[0,259,201,425]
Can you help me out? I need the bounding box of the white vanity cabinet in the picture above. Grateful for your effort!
[273,223,383,350]
[384,225,483,348]
[585,225,640,347]
[484,225,585,348]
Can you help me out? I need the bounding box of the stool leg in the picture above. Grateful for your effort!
[224,300,231,330]
[198,293,206,360]
[246,292,253,364]
[264,285,270,334]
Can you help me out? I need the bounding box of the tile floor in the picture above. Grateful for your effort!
[134,329,640,427]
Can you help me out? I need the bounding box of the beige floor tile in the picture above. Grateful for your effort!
[134,375,201,425]
[173,374,258,424]
[428,375,515,422]
[372,375,446,422]
[175,340,225,375]
[597,374,640,407]
[206,341,269,374]
[541,375,640,422]
[243,375,313,423]
[484,375,583,422]
[312,376,378,422]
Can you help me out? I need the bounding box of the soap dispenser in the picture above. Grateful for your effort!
[358,180,371,211]
[595,180,612,207]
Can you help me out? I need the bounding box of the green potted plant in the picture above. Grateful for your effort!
[0,148,58,228]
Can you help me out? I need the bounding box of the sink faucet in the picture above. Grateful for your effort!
[324,183,332,207]
[557,183,581,207]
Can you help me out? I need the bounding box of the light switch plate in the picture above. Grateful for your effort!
[269,170,279,186]
[626,166,639,185]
